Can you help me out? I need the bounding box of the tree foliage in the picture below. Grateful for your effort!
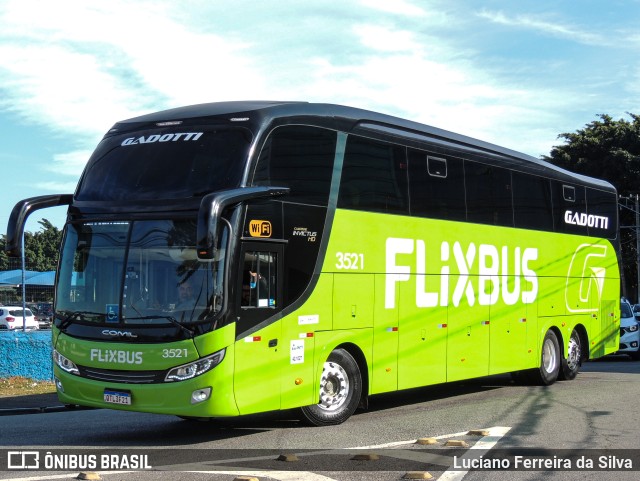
[544,113,640,299]
[0,219,62,271]
[544,113,640,193]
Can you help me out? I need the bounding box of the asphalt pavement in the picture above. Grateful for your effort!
[0,391,66,415]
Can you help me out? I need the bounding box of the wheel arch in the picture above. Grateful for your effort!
[548,325,564,356]
[334,342,369,409]
[572,323,590,362]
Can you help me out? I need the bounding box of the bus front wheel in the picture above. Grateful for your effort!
[300,348,362,426]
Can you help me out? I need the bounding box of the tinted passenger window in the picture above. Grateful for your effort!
[513,172,553,231]
[253,126,337,206]
[338,136,408,214]
[552,182,587,235]
[586,188,617,239]
[408,150,466,221]
[465,162,513,227]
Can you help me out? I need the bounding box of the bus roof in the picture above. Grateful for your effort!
[111,101,615,193]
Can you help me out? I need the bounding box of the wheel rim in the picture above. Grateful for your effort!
[542,337,558,374]
[318,361,350,411]
[566,333,581,371]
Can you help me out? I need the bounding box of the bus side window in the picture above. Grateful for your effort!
[408,149,466,221]
[586,187,617,239]
[513,172,553,231]
[465,161,513,227]
[338,135,408,215]
[552,181,587,235]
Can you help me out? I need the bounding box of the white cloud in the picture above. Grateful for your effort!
[34,180,80,193]
[45,150,93,177]
[353,25,421,53]
[0,0,267,138]
[302,28,567,156]
[477,10,609,46]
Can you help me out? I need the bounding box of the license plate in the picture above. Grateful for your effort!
[104,389,132,405]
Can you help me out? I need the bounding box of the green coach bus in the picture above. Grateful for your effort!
[7,101,620,425]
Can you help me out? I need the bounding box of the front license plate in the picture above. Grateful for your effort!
[104,389,132,405]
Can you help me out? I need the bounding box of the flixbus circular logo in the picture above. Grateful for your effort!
[565,243,608,313]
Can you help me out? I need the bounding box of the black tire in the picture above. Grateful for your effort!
[300,349,362,426]
[559,329,582,381]
[530,330,561,386]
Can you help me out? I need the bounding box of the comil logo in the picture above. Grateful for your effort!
[249,220,272,238]
[565,244,608,313]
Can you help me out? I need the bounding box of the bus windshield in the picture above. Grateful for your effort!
[55,219,228,327]
[76,126,252,201]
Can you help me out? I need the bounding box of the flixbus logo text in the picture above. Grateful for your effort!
[385,238,538,309]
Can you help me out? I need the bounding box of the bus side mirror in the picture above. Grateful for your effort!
[196,186,289,260]
[5,194,73,257]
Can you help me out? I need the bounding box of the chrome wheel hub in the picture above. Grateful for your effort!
[318,361,350,411]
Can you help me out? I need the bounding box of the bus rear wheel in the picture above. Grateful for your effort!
[559,329,582,381]
[533,330,561,385]
[300,348,362,426]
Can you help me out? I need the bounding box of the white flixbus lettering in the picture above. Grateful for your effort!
[385,237,539,309]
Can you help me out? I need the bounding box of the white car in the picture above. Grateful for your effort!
[0,307,39,330]
[619,301,640,360]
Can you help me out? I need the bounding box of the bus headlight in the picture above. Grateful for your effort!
[53,350,80,375]
[165,349,225,382]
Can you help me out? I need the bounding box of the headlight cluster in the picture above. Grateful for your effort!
[165,349,225,382]
[629,323,639,333]
[53,350,80,375]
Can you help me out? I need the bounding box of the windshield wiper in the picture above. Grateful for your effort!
[57,310,106,330]
[124,315,196,338]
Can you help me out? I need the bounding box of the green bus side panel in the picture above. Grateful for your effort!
[194,323,236,357]
[447,303,490,382]
[333,273,374,330]
[397,275,446,390]
[593,299,619,357]
[537,275,567,317]
[372,274,398,394]
[489,302,530,375]
[322,209,621,385]
[234,320,282,415]
[279,273,333,410]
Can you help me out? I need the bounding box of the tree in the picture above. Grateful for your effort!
[544,113,640,300]
[0,218,62,271]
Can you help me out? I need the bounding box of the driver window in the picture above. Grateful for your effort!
[241,251,277,308]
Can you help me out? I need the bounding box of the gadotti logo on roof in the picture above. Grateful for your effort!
[565,243,608,313]
[120,132,204,146]
[564,210,609,230]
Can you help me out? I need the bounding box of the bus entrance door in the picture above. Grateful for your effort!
[233,243,284,415]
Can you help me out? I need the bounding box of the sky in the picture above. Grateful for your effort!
[1,0,639,233]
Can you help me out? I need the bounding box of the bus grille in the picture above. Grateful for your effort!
[79,366,166,384]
